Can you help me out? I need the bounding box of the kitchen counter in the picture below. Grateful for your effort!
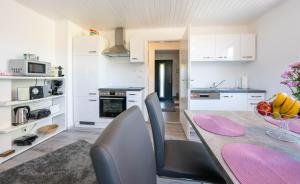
[98,87,144,91]
[191,88,266,93]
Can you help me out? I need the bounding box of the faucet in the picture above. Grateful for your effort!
[210,80,226,89]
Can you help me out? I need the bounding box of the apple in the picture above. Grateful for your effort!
[257,101,272,116]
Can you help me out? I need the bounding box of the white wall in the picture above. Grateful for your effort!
[0,0,55,71]
[247,0,300,98]
[155,51,180,96]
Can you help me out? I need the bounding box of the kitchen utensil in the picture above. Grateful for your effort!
[0,149,15,157]
[29,109,51,120]
[13,106,30,125]
[37,124,58,135]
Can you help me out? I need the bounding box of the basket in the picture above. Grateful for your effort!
[37,124,59,135]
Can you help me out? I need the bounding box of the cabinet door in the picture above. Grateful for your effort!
[130,38,145,63]
[126,91,143,110]
[190,35,215,61]
[220,93,247,111]
[73,36,103,56]
[74,97,99,123]
[216,35,241,61]
[73,55,99,97]
[241,34,256,61]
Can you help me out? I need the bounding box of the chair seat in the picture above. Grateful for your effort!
[158,140,225,183]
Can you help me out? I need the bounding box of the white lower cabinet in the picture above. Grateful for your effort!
[220,93,247,111]
[247,93,265,111]
[126,91,143,112]
[74,97,100,125]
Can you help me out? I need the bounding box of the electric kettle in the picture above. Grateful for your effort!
[13,106,30,125]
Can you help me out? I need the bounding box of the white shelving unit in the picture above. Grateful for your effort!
[0,76,66,164]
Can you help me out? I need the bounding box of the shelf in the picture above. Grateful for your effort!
[0,76,65,80]
[0,112,65,134]
[0,128,65,164]
[0,95,65,107]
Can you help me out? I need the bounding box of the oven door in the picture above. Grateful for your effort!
[99,96,126,118]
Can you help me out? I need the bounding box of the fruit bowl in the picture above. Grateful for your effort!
[255,104,300,143]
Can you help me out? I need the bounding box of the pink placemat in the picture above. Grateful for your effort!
[264,116,300,134]
[222,143,300,184]
[193,114,245,137]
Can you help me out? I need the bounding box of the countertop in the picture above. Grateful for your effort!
[190,88,266,93]
[98,87,144,91]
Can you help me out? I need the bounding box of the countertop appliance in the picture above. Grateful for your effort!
[99,89,126,118]
[9,59,51,76]
[13,134,38,146]
[13,106,30,126]
[29,109,51,120]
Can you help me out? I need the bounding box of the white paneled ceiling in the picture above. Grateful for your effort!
[16,0,283,30]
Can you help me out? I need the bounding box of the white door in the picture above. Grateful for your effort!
[241,34,256,61]
[130,38,145,63]
[180,26,191,139]
[190,35,215,61]
[73,36,103,56]
[73,55,100,97]
[216,35,241,61]
[74,97,100,123]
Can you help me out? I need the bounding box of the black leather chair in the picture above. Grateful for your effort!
[90,106,157,184]
[145,93,225,183]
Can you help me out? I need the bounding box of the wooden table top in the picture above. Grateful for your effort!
[184,110,300,184]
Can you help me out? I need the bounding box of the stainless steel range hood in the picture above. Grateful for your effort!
[102,27,130,57]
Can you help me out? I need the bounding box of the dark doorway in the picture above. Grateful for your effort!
[155,60,173,101]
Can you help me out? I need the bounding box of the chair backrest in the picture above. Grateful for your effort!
[145,93,165,170]
[90,106,157,184]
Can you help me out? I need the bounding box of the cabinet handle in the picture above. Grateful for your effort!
[89,99,97,102]
[88,51,97,53]
[223,96,230,98]
[250,103,257,105]
[128,94,136,96]
[203,56,212,59]
[128,100,136,102]
[131,58,138,60]
[89,93,97,95]
[223,56,228,58]
[217,56,223,59]
[242,56,253,59]
[251,96,262,98]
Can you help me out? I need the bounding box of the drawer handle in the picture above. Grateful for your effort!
[131,58,138,60]
[128,94,137,96]
[89,93,97,95]
[242,56,253,58]
[89,99,97,102]
[251,96,262,98]
[128,100,136,102]
[88,51,97,53]
[250,103,257,105]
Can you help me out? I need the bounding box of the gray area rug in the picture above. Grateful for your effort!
[0,140,97,184]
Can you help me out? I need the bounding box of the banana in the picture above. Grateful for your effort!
[284,101,300,118]
[279,96,296,114]
[273,92,288,108]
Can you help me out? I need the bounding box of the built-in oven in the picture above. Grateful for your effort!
[99,90,127,118]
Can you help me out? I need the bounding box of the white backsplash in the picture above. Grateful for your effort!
[190,61,248,89]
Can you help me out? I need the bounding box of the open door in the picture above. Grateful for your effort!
[179,26,191,139]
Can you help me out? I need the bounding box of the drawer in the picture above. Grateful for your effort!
[247,100,260,111]
[247,93,265,100]
[126,91,142,97]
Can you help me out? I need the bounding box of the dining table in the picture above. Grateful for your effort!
[184,110,300,184]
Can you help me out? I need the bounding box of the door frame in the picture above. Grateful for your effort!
[155,60,173,101]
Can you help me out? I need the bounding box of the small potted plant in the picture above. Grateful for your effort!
[281,60,300,100]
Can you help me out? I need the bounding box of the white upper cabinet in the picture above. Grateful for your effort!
[215,35,241,61]
[73,36,106,56]
[130,38,145,63]
[241,34,256,61]
[190,35,215,61]
[190,33,256,62]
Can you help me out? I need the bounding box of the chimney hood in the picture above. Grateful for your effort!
[102,27,130,57]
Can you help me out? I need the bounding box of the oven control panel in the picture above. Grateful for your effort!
[99,91,126,97]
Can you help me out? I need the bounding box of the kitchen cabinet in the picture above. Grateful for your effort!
[215,35,241,61]
[74,97,99,123]
[190,35,215,61]
[220,93,247,111]
[247,93,265,111]
[73,55,99,97]
[126,90,144,111]
[241,34,256,61]
[73,36,106,56]
[130,38,145,63]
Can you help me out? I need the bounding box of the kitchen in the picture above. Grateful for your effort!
[0,0,300,184]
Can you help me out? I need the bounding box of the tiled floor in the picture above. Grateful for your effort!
[0,113,202,183]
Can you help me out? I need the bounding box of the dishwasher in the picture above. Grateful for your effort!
[190,92,221,110]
